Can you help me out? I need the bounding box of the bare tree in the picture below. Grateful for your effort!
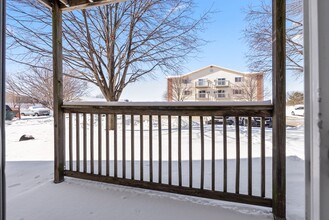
[6,66,88,109]
[243,0,303,77]
[7,0,212,102]
[232,74,264,101]
[167,77,192,101]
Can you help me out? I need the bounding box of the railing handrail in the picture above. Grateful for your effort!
[63,100,272,107]
[62,101,273,117]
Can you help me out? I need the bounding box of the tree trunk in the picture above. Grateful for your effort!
[108,113,115,130]
[105,97,118,130]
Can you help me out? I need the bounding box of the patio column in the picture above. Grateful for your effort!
[272,0,286,219]
[53,0,65,183]
[0,0,6,219]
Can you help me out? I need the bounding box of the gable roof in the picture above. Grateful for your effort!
[167,65,261,79]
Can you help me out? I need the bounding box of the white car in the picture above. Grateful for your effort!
[291,105,304,116]
[21,106,50,116]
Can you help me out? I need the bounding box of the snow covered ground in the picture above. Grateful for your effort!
[5,115,305,220]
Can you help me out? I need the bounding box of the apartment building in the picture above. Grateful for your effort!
[167,65,264,102]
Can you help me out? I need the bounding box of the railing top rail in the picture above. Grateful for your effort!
[62,101,273,117]
[63,100,272,107]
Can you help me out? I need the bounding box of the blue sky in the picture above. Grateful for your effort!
[117,0,303,101]
[6,0,304,101]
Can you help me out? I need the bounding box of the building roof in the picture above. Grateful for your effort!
[167,65,262,79]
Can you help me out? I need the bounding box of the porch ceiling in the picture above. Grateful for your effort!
[38,0,127,11]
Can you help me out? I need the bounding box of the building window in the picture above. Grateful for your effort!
[233,89,243,95]
[235,77,243,82]
[198,90,207,98]
[217,78,226,86]
[216,90,225,98]
[183,90,191,96]
[182,78,190,84]
[197,79,208,87]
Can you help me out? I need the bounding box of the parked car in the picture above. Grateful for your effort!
[291,105,304,116]
[5,105,16,120]
[239,117,272,128]
[206,116,234,125]
[21,106,50,116]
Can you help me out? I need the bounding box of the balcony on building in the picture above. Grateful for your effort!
[195,78,209,87]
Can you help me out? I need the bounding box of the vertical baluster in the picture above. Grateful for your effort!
[235,116,240,194]
[211,116,215,191]
[69,113,73,171]
[200,116,205,190]
[114,114,118,178]
[90,114,94,174]
[76,113,80,172]
[140,115,144,181]
[122,114,126,178]
[106,114,110,176]
[178,116,182,187]
[149,115,153,182]
[98,114,102,175]
[131,115,135,180]
[248,116,252,196]
[223,116,228,192]
[158,115,162,183]
[261,117,266,197]
[83,113,87,173]
[189,116,193,188]
[168,115,172,185]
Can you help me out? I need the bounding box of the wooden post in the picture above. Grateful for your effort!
[0,0,6,219]
[53,0,65,183]
[272,0,286,219]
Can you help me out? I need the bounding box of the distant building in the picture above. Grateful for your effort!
[167,65,264,102]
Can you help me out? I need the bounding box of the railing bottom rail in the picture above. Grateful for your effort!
[65,170,272,208]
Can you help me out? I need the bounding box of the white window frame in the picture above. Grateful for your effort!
[216,90,225,98]
[198,90,207,98]
[235,77,243,82]
[217,78,226,86]
[233,89,243,95]
[197,78,208,86]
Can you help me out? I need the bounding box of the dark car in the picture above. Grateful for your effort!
[206,116,235,125]
[239,117,272,127]
[5,105,16,120]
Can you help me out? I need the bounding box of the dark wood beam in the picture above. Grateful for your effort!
[59,0,70,7]
[38,0,52,9]
[61,0,127,11]
[272,0,286,219]
[38,0,127,11]
[52,0,65,183]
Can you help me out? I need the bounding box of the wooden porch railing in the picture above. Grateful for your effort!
[60,101,276,208]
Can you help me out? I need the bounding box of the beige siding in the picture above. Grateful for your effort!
[167,65,264,102]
